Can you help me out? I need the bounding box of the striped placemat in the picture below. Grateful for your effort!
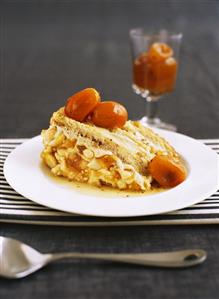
[0,138,219,226]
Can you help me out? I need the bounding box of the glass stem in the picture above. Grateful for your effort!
[146,98,159,123]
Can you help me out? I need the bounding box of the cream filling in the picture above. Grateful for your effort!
[58,123,141,154]
[98,128,141,154]
[56,122,157,157]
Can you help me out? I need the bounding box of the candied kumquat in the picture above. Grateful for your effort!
[91,101,128,129]
[133,44,177,94]
[148,155,187,188]
[148,42,173,62]
[65,88,100,122]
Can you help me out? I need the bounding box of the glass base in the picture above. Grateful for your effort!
[139,116,177,132]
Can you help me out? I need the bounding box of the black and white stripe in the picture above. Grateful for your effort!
[1,138,219,226]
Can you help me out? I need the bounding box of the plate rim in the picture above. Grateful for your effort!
[3,129,219,217]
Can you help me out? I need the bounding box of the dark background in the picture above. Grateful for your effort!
[0,0,219,138]
[0,1,219,299]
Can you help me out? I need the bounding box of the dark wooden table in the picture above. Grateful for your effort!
[1,1,219,298]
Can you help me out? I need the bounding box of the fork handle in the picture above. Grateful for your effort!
[45,249,207,268]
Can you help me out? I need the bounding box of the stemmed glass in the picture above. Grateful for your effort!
[129,29,182,131]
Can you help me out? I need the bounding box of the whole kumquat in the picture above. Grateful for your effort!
[148,155,187,188]
[148,42,173,63]
[65,88,100,122]
[91,101,128,129]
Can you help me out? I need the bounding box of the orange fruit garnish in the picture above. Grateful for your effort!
[133,49,177,94]
[148,57,178,94]
[65,88,100,122]
[91,101,128,129]
[148,42,173,63]
[148,155,187,188]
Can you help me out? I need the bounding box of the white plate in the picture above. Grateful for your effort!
[4,129,219,217]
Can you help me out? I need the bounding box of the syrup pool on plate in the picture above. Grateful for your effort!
[40,162,165,198]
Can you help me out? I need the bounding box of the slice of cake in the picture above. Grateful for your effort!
[41,88,186,191]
